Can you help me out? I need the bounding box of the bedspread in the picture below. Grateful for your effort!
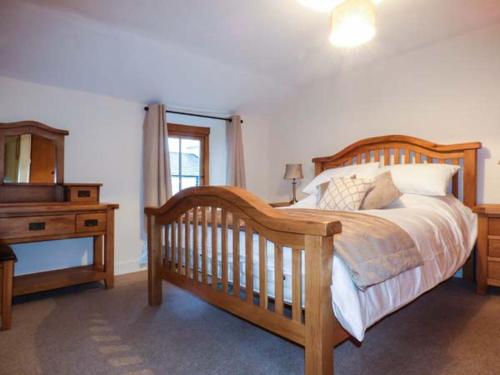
[284,209,422,289]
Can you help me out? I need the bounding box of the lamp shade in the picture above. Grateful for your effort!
[283,164,304,180]
[297,0,344,12]
[329,0,376,48]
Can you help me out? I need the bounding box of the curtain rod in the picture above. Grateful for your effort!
[144,107,242,123]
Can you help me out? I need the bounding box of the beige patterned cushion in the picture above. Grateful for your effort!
[318,176,372,211]
[360,171,402,210]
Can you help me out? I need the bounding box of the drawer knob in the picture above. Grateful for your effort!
[29,222,46,231]
[84,219,99,227]
[78,190,91,198]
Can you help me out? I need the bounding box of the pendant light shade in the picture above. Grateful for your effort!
[297,0,345,12]
[329,0,376,48]
[298,0,382,12]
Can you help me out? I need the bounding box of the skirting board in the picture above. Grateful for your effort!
[116,260,146,275]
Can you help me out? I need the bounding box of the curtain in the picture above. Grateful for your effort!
[143,104,172,207]
[226,115,246,188]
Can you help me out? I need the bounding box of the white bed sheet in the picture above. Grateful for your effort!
[178,194,476,342]
[290,193,477,341]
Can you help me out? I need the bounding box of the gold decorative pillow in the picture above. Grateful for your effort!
[318,176,372,211]
[360,171,401,210]
[316,174,355,205]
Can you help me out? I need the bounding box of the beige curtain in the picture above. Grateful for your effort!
[143,104,172,207]
[226,115,246,188]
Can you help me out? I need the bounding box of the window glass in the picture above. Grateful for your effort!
[168,136,202,194]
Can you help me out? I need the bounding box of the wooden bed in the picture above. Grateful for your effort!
[145,135,481,375]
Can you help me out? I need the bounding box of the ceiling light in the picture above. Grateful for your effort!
[297,0,345,13]
[329,0,376,48]
[298,0,382,12]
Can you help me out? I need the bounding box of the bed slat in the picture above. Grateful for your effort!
[193,207,199,282]
[178,218,184,273]
[201,207,208,284]
[384,148,390,166]
[245,224,254,304]
[259,235,268,309]
[211,207,218,289]
[404,148,410,163]
[221,209,228,293]
[292,248,302,322]
[233,214,241,298]
[164,224,169,269]
[185,210,190,278]
[394,148,400,164]
[274,244,284,315]
[171,220,176,272]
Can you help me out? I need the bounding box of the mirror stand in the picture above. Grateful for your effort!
[0,121,67,203]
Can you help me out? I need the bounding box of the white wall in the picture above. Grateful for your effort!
[267,23,500,204]
[0,76,144,275]
[0,76,270,276]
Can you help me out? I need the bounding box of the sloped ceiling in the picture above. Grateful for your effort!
[1,0,500,114]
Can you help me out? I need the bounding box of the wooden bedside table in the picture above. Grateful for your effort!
[474,204,500,294]
[269,202,292,208]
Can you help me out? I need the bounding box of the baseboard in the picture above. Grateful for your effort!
[115,260,147,275]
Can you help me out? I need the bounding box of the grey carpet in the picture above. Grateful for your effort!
[1,271,500,375]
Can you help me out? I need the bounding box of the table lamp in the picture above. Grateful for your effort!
[283,164,304,204]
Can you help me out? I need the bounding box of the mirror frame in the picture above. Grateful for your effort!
[0,121,68,185]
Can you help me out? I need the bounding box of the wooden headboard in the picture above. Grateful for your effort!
[312,135,481,208]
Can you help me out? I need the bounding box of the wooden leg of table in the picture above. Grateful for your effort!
[1,260,14,331]
[304,235,335,375]
[93,235,104,272]
[147,214,162,306]
[104,209,115,289]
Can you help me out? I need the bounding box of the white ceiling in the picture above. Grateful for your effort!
[1,0,500,113]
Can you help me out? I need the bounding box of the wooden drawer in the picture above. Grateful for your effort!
[65,185,100,203]
[489,218,500,236]
[488,261,500,281]
[0,215,75,240]
[76,213,107,233]
[489,239,500,258]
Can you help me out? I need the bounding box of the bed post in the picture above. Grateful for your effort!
[463,148,478,281]
[147,213,162,306]
[304,234,335,375]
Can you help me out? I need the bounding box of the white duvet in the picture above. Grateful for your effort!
[291,193,477,341]
[181,193,477,342]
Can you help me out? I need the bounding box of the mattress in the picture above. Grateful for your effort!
[175,193,477,342]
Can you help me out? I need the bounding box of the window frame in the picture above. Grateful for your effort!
[167,123,210,192]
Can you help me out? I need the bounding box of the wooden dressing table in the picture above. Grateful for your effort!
[0,121,118,297]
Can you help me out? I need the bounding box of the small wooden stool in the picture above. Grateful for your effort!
[0,245,16,331]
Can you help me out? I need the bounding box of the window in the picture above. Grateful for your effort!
[168,124,210,195]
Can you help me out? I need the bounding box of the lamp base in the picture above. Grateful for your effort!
[289,179,298,205]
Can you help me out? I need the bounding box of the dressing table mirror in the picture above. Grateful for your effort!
[0,121,67,202]
[0,121,118,314]
[4,133,57,183]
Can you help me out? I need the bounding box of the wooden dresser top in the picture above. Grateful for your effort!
[0,202,119,216]
[473,204,500,215]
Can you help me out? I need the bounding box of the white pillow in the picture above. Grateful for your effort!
[302,162,380,195]
[288,194,317,209]
[379,164,460,196]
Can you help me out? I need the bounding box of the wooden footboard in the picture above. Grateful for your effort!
[145,186,345,375]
